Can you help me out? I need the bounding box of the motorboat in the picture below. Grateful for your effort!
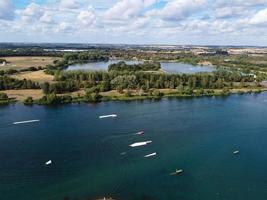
[129,141,152,147]
[144,152,156,158]
[170,169,183,176]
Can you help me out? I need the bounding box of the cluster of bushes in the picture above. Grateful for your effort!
[108,61,161,72]
[0,66,43,76]
[0,58,6,63]
[41,81,80,94]
[0,76,40,90]
[36,94,73,105]
[63,51,108,63]
[0,92,9,105]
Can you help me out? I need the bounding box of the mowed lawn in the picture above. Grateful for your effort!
[0,56,60,70]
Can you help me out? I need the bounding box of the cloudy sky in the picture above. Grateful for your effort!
[0,0,267,45]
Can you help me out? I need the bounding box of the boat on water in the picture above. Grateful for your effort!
[144,152,157,158]
[233,150,240,154]
[136,131,144,135]
[13,119,40,125]
[170,169,183,176]
[45,160,52,165]
[129,141,152,147]
[99,114,117,119]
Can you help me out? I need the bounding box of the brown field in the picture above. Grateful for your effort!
[100,90,124,96]
[2,89,85,101]
[0,56,59,70]
[3,89,43,101]
[12,70,54,83]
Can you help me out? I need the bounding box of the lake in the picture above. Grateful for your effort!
[66,60,215,74]
[1,93,267,200]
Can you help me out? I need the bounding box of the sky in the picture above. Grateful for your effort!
[0,0,267,45]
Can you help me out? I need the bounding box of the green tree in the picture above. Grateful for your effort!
[41,82,50,94]
[23,96,34,105]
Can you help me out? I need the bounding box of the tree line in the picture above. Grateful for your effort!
[37,69,259,95]
[45,51,109,74]
[108,61,161,72]
[0,76,40,90]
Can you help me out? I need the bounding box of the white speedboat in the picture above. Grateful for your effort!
[45,160,52,165]
[129,141,152,147]
[136,131,144,135]
[170,169,183,176]
[99,114,117,119]
[233,150,239,154]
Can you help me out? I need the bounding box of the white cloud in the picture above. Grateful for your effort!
[40,12,55,24]
[0,0,15,20]
[60,0,81,10]
[57,22,74,33]
[21,3,44,22]
[250,8,267,25]
[2,0,267,45]
[77,9,96,26]
[216,0,267,7]
[144,0,159,7]
[105,0,158,20]
[105,0,143,20]
[159,0,207,21]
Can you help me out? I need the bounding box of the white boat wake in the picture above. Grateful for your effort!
[99,114,117,119]
[13,120,40,125]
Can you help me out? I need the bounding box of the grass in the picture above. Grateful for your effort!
[1,89,85,101]
[0,56,60,70]
[11,70,54,83]
[2,89,44,101]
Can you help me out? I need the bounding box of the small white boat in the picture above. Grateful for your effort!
[129,141,152,147]
[144,152,157,158]
[45,160,52,165]
[170,169,183,176]
[233,150,239,154]
[136,131,144,135]
[99,114,117,119]
[13,119,40,125]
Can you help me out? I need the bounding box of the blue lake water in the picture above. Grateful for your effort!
[1,93,267,200]
[161,62,215,74]
[66,60,215,74]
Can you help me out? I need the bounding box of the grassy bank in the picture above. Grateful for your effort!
[0,87,266,106]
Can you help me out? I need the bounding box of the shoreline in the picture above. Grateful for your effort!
[1,88,266,106]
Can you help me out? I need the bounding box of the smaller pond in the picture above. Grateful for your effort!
[161,62,215,74]
[66,60,216,74]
